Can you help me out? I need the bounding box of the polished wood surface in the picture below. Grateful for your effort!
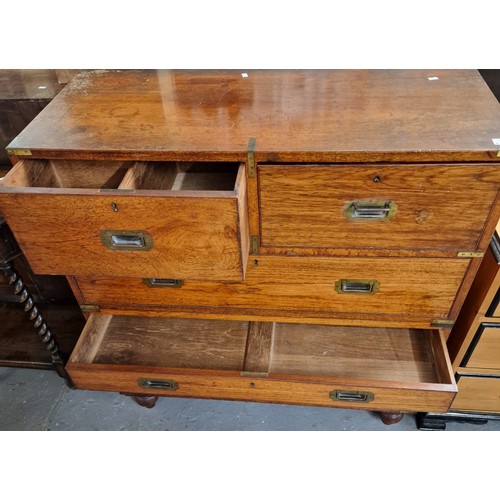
[4,69,500,419]
[463,326,500,370]
[7,70,500,163]
[259,164,500,253]
[1,160,249,281]
[74,255,468,320]
[67,315,456,413]
[448,241,500,365]
[452,375,500,412]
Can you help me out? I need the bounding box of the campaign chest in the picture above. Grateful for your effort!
[2,69,500,424]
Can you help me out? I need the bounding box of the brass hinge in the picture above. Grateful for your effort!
[247,137,256,178]
[6,148,32,156]
[457,251,485,258]
[431,319,455,328]
[251,235,259,255]
[80,304,100,313]
[240,371,269,377]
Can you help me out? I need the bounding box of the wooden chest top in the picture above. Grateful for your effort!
[7,69,500,162]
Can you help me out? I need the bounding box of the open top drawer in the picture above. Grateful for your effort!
[67,314,457,413]
[0,159,249,281]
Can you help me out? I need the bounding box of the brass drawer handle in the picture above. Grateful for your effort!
[335,279,380,294]
[138,378,179,391]
[330,390,374,403]
[100,230,153,251]
[143,278,184,288]
[345,200,397,221]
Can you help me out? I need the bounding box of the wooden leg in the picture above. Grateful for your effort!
[134,395,158,409]
[379,412,404,425]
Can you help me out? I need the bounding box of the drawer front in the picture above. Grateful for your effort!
[461,323,500,370]
[486,288,500,318]
[0,160,249,281]
[451,374,500,413]
[76,256,468,319]
[68,366,456,413]
[259,164,500,252]
[67,314,457,414]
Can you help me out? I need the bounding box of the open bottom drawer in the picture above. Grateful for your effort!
[67,315,457,413]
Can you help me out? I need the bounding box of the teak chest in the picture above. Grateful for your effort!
[2,69,500,425]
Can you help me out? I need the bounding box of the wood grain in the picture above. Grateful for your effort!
[91,315,249,370]
[66,364,456,413]
[463,325,500,370]
[1,164,248,281]
[243,322,275,374]
[66,315,456,412]
[258,164,500,252]
[68,314,111,364]
[75,256,468,318]
[7,70,500,163]
[270,324,444,383]
[1,159,131,189]
[451,375,500,412]
[447,244,500,365]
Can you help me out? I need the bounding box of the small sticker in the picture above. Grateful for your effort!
[492,138,500,146]
[38,85,47,89]
[241,73,248,78]
[427,76,439,81]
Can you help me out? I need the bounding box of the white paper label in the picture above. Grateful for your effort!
[492,138,500,145]
[427,76,439,81]
[241,73,248,78]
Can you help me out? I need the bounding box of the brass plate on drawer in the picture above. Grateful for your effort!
[6,148,32,156]
[457,251,485,258]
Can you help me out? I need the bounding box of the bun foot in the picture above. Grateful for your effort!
[134,395,158,409]
[379,412,404,425]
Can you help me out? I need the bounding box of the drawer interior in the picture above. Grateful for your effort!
[1,159,132,189]
[119,161,240,191]
[69,315,452,386]
[1,159,241,192]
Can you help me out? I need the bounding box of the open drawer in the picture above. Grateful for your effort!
[0,160,249,281]
[67,315,457,413]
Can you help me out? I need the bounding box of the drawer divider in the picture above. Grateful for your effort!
[242,321,275,375]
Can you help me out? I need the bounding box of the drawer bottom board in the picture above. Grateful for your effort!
[67,315,457,413]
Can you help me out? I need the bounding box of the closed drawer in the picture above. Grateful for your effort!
[460,323,500,370]
[451,374,500,413]
[67,314,457,413]
[75,256,468,321]
[485,288,500,318]
[0,160,249,281]
[258,164,500,253]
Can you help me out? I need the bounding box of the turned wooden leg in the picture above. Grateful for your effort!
[134,395,158,408]
[1,254,73,388]
[379,412,404,425]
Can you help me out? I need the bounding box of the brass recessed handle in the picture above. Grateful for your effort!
[138,378,179,391]
[335,280,380,294]
[143,278,184,288]
[344,200,397,221]
[330,390,374,403]
[100,230,153,251]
